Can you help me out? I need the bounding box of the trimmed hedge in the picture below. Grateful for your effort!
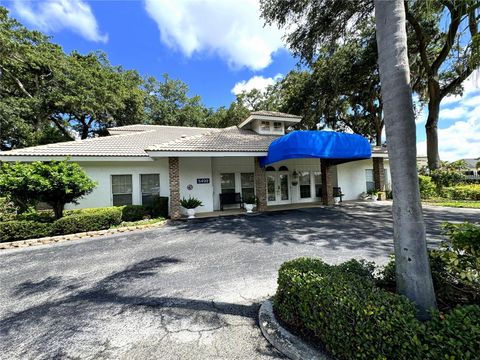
[53,207,122,235]
[274,257,480,360]
[0,220,53,242]
[418,175,437,199]
[121,205,149,222]
[442,184,480,201]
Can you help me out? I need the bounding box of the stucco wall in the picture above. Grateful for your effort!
[336,159,391,201]
[179,157,214,213]
[66,160,168,209]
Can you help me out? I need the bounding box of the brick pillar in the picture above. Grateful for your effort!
[169,157,181,219]
[373,157,385,191]
[321,159,334,205]
[254,157,267,211]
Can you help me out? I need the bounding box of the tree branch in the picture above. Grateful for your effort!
[0,64,33,98]
[440,67,472,98]
[431,7,462,73]
[404,2,432,74]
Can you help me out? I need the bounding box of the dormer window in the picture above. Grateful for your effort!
[273,122,282,132]
[260,121,270,131]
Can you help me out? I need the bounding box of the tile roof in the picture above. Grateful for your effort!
[250,111,302,119]
[146,126,278,152]
[0,125,217,157]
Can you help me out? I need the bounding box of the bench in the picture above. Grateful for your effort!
[220,192,243,211]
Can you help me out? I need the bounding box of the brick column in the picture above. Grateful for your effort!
[254,157,267,211]
[169,157,181,219]
[373,157,385,192]
[321,159,334,205]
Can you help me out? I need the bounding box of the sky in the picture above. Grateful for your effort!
[2,0,479,161]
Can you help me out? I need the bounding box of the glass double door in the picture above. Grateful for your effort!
[267,171,290,205]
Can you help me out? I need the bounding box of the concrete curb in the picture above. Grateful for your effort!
[259,300,332,360]
[0,221,166,250]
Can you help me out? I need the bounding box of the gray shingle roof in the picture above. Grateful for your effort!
[146,126,279,152]
[0,126,218,157]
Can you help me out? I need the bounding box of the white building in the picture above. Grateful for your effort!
[0,111,391,218]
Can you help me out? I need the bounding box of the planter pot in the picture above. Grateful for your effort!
[245,203,254,213]
[371,194,378,201]
[186,208,196,219]
[334,196,341,205]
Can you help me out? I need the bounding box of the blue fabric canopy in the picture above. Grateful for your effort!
[260,130,371,167]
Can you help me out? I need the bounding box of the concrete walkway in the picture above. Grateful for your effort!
[0,203,478,359]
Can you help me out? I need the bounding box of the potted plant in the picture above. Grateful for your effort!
[180,196,203,219]
[367,189,380,201]
[244,195,257,213]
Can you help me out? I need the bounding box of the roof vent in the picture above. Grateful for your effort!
[181,134,187,138]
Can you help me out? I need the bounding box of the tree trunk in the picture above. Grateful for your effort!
[425,91,441,170]
[53,203,64,220]
[374,0,436,320]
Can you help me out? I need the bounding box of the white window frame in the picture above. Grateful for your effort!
[111,174,133,206]
[140,173,160,206]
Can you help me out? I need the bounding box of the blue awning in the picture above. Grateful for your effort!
[260,130,371,167]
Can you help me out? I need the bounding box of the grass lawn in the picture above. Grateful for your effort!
[423,198,480,209]
[114,217,165,228]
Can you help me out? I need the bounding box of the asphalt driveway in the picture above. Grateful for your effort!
[0,203,478,359]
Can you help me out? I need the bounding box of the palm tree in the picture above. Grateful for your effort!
[374,0,437,319]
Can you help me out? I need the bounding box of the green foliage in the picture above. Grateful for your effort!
[418,175,437,199]
[431,168,467,190]
[441,184,480,201]
[0,220,53,242]
[120,205,149,222]
[180,196,203,209]
[275,257,480,360]
[53,207,122,235]
[17,211,55,223]
[275,258,422,360]
[0,198,17,222]
[0,160,97,219]
[147,196,169,218]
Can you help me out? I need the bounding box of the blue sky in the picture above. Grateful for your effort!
[2,0,479,161]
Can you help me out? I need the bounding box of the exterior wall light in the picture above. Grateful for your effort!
[291,170,299,186]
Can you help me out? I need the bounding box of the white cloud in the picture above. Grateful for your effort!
[417,105,480,161]
[441,69,480,106]
[439,107,469,120]
[144,0,285,70]
[231,74,282,95]
[12,0,107,43]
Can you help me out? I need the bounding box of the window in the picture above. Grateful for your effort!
[221,173,236,193]
[112,175,132,206]
[273,122,282,132]
[266,166,276,171]
[314,171,322,197]
[299,171,311,198]
[241,173,255,200]
[365,169,374,191]
[279,165,289,171]
[260,121,270,131]
[141,174,160,206]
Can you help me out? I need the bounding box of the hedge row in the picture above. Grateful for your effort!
[441,184,480,201]
[0,197,169,243]
[274,257,480,360]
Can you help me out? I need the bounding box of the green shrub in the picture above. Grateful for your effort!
[418,175,437,199]
[0,220,53,242]
[275,257,480,360]
[120,205,149,222]
[148,196,168,218]
[0,197,17,222]
[275,258,421,360]
[17,211,56,223]
[441,184,480,201]
[53,207,122,235]
[421,306,480,360]
[180,196,203,209]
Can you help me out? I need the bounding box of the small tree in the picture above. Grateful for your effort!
[0,162,41,213]
[0,160,96,219]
